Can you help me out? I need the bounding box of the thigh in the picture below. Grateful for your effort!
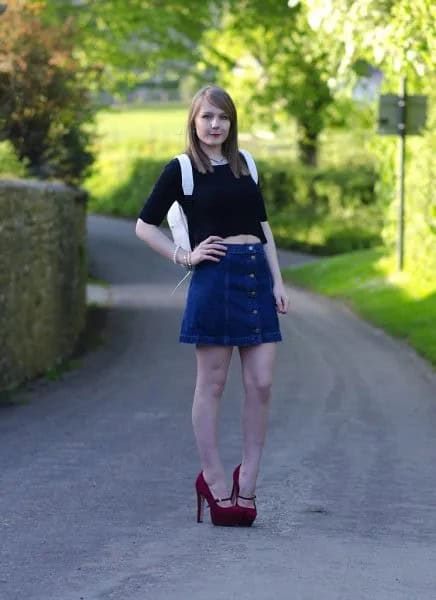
[238,343,276,386]
[195,345,234,386]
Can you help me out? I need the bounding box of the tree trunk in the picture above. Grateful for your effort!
[298,128,319,167]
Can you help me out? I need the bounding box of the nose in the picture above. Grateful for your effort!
[211,116,219,128]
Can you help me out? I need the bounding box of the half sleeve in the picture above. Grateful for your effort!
[138,159,183,226]
[255,181,268,221]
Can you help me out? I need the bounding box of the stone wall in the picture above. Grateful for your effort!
[0,180,87,391]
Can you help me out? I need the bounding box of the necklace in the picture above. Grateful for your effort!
[209,156,228,165]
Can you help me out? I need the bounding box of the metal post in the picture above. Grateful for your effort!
[397,77,406,271]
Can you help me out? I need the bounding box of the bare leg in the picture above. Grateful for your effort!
[238,342,276,507]
[192,344,233,504]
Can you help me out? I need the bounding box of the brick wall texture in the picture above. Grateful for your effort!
[0,180,87,391]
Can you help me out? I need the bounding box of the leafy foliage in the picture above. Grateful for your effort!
[42,0,217,90]
[199,1,343,166]
[304,0,435,83]
[304,0,435,280]
[0,0,97,183]
[259,158,382,253]
[0,141,28,178]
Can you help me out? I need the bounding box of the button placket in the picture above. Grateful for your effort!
[246,265,260,336]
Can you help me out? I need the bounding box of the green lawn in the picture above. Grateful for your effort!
[95,103,189,145]
[283,248,436,365]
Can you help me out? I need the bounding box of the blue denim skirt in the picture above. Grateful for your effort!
[180,243,282,346]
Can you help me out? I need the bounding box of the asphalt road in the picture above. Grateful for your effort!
[1,214,435,600]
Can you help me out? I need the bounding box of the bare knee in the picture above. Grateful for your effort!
[195,346,232,401]
[196,379,225,400]
[243,374,273,400]
[196,368,227,399]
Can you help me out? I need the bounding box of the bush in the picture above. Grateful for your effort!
[87,153,167,216]
[269,210,382,255]
[257,159,378,213]
[0,1,97,184]
[258,159,383,254]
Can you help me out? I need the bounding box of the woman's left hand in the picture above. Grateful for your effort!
[273,281,289,314]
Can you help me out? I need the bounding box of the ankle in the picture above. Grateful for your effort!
[202,466,226,487]
[238,465,257,497]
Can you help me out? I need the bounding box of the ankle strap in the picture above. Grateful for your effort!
[214,496,232,503]
[238,494,256,501]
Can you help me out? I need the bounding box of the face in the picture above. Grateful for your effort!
[193,97,231,152]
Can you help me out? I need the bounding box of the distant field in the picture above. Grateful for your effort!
[92,104,373,164]
[95,104,188,146]
[92,103,300,160]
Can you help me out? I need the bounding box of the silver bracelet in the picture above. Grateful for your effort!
[172,245,180,265]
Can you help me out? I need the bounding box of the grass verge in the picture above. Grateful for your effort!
[282,247,436,366]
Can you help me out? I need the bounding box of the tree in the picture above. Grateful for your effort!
[0,0,96,183]
[197,0,344,166]
[41,0,219,90]
[304,0,436,279]
[304,0,435,85]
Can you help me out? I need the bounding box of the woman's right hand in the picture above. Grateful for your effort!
[190,236,227,266]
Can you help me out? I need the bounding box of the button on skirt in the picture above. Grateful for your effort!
[180,243,282,346]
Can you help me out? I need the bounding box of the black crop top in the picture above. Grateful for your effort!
[138,157,268,247]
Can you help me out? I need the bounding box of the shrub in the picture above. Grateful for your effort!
[257,159,378,214]
[87,154,167,216]
[257,159,383,253]
[0,1,97,184]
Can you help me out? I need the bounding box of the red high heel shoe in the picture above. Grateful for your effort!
[195,472,240,526]
[232,464,257,526]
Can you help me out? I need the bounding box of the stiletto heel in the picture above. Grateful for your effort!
[197,490,204,523]
[195,472,240,526]
[232,464,257,526]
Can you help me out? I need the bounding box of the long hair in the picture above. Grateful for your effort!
[186,85,249,177]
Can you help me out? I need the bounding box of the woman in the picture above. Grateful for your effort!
[135,85,289,527]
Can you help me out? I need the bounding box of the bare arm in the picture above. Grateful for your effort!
[135,218,226,266]
[261,221,289,314]
[261,221,283,285]
[135,218,182,262]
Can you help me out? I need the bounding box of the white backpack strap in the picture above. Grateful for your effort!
[239,149,258,184]
[176,153,194,195]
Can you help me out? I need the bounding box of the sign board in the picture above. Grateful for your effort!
[378,94,428,135]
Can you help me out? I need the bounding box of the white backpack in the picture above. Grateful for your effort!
[167,149,259,251]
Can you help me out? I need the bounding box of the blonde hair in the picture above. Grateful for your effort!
[186,85,249,177]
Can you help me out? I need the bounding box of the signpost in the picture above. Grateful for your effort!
[378,78,428,271]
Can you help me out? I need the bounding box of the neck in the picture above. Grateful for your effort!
[200,142,223,161]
